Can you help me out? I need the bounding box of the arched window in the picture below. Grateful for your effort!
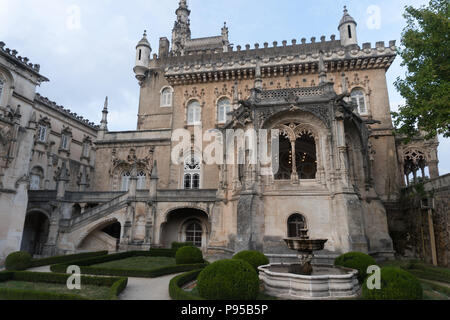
[217,97,232,124]
[185,220,203,247]
[351,89,367,114]
[137,171,147,190]
[184,156,201,190]
[161,87,173,107]
[288,214,307,238]
[121,172,131,191]
[29,167,44,190]
[187,100,201,125]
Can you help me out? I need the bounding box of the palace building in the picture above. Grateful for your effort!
[0,2,445,266]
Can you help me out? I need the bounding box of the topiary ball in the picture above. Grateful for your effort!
[172,242,194,252]
[233,250,269,273]
[175,246,204,265]
[5,251,32,271]
[197,259,260,300]
[362,267,423,300]
[334,252,377,283]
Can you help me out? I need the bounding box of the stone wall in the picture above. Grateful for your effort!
[386,174,450,267]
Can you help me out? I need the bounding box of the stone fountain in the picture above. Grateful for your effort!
[283,229,328,276]
[258,230,361,299]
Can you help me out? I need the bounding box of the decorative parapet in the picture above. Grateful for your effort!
[0,41,49,82]
[34,93,99,130]
[160,39,396,85]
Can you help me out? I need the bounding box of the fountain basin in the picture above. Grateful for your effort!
[259,264,360,300]
[284,238,328,252]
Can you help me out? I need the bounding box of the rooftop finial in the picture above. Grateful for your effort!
[344,5,348,14]
[143,30,147,37]
[100,96,109,131]
[103,96,108,111]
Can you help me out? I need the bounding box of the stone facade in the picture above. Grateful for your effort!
[0,3,445,266]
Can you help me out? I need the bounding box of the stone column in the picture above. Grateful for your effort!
[290,138,299,183]
[428,161,440,179]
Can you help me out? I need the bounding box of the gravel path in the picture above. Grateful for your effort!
[119,274,181,300]
[25,265,179,300]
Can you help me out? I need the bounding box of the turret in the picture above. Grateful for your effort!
[172,0,191,55]
[134,30,151,83]
[338,6,358,47]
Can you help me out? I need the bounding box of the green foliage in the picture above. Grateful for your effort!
[172,242,194,251]
[169,269,206,300]
[176,246,204,265]
[50,250,207,278]
[197,259,260,300]
[362,267,423,300]
[30,251,108,268]
[232,250,270,273]
[334,252,377,283]
[5,252,32,271]
[0,271,127,300]
[392,0,450,139]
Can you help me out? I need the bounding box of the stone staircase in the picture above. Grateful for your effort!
[60,192,130,232]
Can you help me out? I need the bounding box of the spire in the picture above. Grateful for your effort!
[100,96,108,131]
[137,30,151,50]
[173,0,191,55]
[254,59,262,90]
[339,5,357,29]
[318,51,327,84]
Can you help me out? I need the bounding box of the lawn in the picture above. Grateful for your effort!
[0,280,112,300]
[92,256,176,271]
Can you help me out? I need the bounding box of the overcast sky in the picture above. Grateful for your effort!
[0,0,448,174]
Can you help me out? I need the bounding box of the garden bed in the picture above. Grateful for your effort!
[0,271,127,300]
[50,250,208,278]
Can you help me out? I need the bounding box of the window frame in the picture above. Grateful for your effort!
[160,87,174,108]
[0,78,4,103]
[38,125,48,143]
[351,88,368,115]
[186,100,202,126]
[121,171,131,192]
[217,97,232,124]
[183,156,201,190]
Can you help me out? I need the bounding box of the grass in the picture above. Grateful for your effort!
[0,280,111,300]
[91,256,176,271]
[379,259,450,284]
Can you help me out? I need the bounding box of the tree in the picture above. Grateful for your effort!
[393,0,450,140]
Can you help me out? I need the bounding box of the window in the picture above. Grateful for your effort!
[217,97,232,124]
[82,142,90,158]
[161,87,173,107]
[61,134,69,150]
[348,25,352,39]
[184,156,201,190]
[185,221,203,247]
[351,89,367,114]
[38,125,47,142]
[288,214,307,238]
[121,172,131,191]
[187,100,201,125]
[29,167,44,190]
[137,171,147,190]
[0,79,4,102]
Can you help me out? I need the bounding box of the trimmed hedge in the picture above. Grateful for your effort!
[334,252,377,283]
[0,271,127,300]
[176,246,204,265]
[50,250,207,278]
[172,242,194,252]
[233,250,269,273]
[30,251,109,268]
[362,267,423,300]
[197,259,260,300]
[169,269,206,300]
[5,252,32,271]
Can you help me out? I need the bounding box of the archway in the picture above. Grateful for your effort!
[20,211,50,257]
[160,208,209,250]
[78,219,121,252]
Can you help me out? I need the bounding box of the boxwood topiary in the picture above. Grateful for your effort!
[5,252,32,271]
[232,250,269,273]
[172,242,194,252]
[175,246,204,265]
[334,252,376,283]
[362,267,423,300]
[197,259,259,300]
